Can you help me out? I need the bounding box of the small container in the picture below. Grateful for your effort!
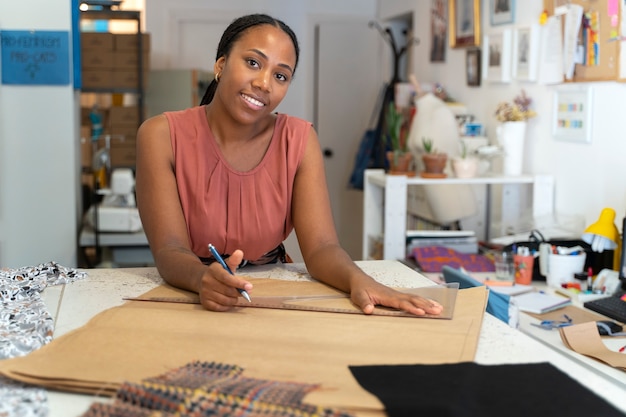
[574,272,588,291]
[514,254,534,285]
[494,251,515,281]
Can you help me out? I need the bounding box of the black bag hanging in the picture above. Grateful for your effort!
[348,84,392,189]
[348,21,418,190]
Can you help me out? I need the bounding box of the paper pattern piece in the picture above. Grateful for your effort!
[560,322,626,370]
[0,280,488,413]
[81,361,353,417]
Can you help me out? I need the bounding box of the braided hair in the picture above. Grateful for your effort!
[199,14,300,105]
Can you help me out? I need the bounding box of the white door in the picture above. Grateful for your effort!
[315,21,381,259]
[165,12,240,72]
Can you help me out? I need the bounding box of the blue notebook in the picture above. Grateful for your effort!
[441,265,510,323]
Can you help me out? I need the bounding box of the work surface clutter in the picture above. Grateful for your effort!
[0,261,624,416]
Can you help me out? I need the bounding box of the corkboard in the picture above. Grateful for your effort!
[544,0,624,82]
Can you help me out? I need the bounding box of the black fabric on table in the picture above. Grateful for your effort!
[349,362,624,417]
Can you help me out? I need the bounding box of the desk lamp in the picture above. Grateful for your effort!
[582,208,619,253]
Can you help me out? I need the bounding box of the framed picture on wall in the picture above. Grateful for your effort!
[552,86,593,143]
[482,30,512,82]
[449,0,481,48]
[466,48,481,86]
[512,25,540,81]
[490,0,515,25]
[430,0,448,62]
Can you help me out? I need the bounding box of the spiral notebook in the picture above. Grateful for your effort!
[513,291,572,314]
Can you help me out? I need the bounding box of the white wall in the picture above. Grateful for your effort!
[0,0,79,267]
[2,0,623,269]
[381,0,626,234]
[145,0,378,122]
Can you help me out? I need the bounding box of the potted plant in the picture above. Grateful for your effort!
[385,103,414,175]
[451,141,479,178]
[420,137,447,178]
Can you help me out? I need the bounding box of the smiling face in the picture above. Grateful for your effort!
[213,24,297,125]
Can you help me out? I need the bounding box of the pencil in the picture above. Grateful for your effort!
[208,244,251,302]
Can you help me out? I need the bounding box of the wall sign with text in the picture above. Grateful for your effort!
[1,30,70,85]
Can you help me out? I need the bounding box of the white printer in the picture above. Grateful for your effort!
[86,168,142,232]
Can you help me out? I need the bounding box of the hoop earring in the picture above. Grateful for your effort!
[215,72,221,83]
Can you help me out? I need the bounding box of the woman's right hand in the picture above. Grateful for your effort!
[198,249,253,311]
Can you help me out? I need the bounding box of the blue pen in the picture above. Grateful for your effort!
[208,244,251,302]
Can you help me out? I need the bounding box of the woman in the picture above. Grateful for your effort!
[136,13,442,316]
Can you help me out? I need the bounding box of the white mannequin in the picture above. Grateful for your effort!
[405,76,477,226]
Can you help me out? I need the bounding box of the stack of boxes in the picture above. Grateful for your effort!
[80,31,150,173]
[81,32,150,90]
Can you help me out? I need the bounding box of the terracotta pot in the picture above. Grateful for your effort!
[421,153,448,177]
[386,151,414,176]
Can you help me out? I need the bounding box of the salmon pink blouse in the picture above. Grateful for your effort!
[165,106,310,261]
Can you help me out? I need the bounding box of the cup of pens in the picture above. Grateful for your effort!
[546,247,587,289]
[513,246,534,285]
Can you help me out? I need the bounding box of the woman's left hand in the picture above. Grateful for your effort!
[350,281,443,316]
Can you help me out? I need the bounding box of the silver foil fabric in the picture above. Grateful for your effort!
[0,261,88,417]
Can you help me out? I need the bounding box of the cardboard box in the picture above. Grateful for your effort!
[112,70,149,90]
[113,51,149,70]
[109,124,138,141]
[109,106,140,127]
[95,134,128,149]
[82,49,115,70]
[80,126,93,168]
[81,32,114,50]
[81,70,114,89]
[114,33,150,52]
[109,140,137,167]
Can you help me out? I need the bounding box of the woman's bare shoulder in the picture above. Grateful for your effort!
[138,114,169,140]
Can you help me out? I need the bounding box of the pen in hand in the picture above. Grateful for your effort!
[208,244,251,302]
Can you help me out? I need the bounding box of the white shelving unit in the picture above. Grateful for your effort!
[362,169,555,260]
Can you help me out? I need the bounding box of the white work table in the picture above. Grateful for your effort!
[40,261,626,415]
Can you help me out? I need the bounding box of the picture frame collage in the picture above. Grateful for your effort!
[443,0,541,86]
[481,0,540,84]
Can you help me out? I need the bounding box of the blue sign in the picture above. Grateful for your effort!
[1,30,70,85]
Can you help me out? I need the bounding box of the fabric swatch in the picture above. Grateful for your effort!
[82,361,354,417]
[412,246,495,273]
[349,362,624,417]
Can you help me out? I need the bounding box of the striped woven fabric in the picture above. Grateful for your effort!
[82,361,354,417]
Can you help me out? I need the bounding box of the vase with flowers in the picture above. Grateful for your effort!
[494,89,537,176]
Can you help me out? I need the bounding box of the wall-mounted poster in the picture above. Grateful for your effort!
[553,86,593,143]
[1,30,70,85]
